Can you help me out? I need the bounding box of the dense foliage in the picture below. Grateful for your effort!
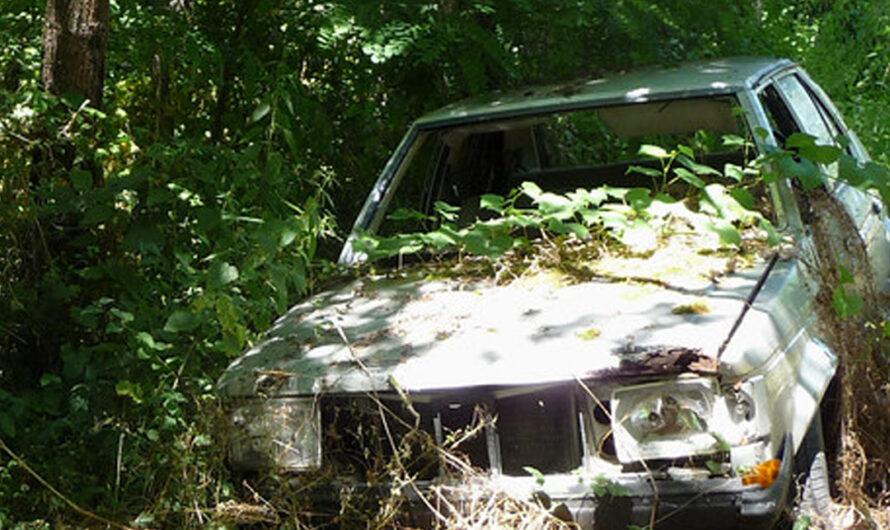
[1,0,890,527]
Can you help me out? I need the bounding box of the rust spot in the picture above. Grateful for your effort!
[595,345,717,378]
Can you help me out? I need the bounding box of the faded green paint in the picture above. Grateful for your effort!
[415,57,789,129]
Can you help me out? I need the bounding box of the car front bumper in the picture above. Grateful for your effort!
[586,435,793,530]
[301,434,793,529]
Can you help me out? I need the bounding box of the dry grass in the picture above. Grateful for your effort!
[430,479,577,530]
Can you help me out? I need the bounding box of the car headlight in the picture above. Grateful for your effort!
[612,378,721,463]
[229,397,321,471]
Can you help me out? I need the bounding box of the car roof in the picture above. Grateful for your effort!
[415,56,793,129]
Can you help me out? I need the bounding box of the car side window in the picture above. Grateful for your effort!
[774,74,839,148]
[758,83,800,147]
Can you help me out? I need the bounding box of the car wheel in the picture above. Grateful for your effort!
[793,412,832,517]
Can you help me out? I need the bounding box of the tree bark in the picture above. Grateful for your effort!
[41,0,110,108]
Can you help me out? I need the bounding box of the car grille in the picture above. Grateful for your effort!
[319,385,586,480]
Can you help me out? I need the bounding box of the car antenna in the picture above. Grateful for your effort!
[717,252,780,360]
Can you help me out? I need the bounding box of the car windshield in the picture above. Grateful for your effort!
[375,95,760,236]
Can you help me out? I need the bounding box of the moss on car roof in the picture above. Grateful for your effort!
[416,56,792,129]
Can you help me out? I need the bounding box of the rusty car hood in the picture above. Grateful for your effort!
[217,252,808,398]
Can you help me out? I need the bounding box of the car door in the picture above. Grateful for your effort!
[756,69,890,292]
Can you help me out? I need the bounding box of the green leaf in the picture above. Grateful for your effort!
[702,183,748,221]
[251,102,271,122]
[677,154,721,176]
[801,144,842,165]
[209,261,239,287]
[832,286,863,319]
[571,187,607,206]
[626,165,662,178]
[838,265,854,284]
[728,188,756,210]
[638,144,669,159]
[523,466,545,487]
[136,331,168,351]
[69,169,93,191]
[520,181,543,200]
[122,222,164,255]
[81,204,115,225]
[535,191,572,215]
[40,374,61,387]
[789,158,825,191]
[433,201,460,222]
[420,230,457,249]
[115,380,143,403]
[785,132,841,165]
[792,515,811,530]
[785,132,817,149]
[133,511,155,528]
[673,167,705,189]
[706,219,742,247]
[705,460,724,475]
[388,207,431,222]
[722,134,748,148]
[625,187,652,211]
[0,412,15,437]
[759,217,781,246]
[617,218,656,251]
[710,432,732,452]
[838,154,866,187]
[591,475,631,497]
[110,307,135,323]
[479,194,506,213]
[724,163,744,182]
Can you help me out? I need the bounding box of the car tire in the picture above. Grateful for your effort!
[794,412,833,517]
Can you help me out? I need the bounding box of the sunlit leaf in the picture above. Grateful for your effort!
[251,102,271,122]
[480,194,506,213]
[724,163,744,182]
[523,466,545,487]
[116,380,143,403]
[677,154,721,176]
[625,187,652,211]
[705,219,742,247]
[638,144,669,159]
[673,167,705,189]
[520,181,543,200]
[728,188,756,210]
[626,165,661,178]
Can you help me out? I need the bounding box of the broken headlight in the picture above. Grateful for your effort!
[612,378,720,463]
[229,397,321,471]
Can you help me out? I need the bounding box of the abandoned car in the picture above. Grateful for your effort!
[218,57,889,528]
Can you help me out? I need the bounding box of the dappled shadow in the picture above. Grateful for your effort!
[219,260,787,397]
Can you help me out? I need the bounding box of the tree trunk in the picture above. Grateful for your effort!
[41,0,110,108]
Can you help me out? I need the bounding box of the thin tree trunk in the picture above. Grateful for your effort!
[41,0,110,108]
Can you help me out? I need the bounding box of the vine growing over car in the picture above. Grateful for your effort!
[354,139,782,266]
